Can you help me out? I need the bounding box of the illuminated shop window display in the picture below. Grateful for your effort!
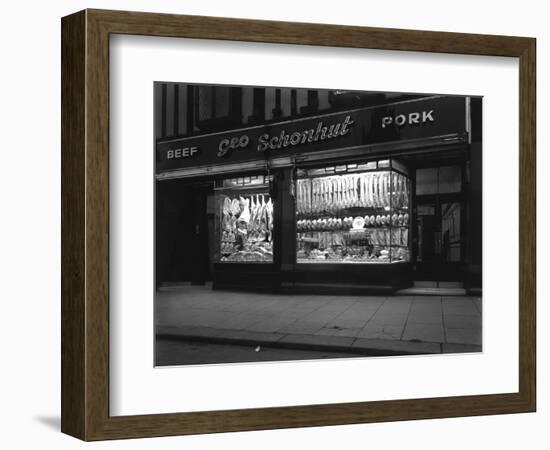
[215,175,274,263]
[296,159,411,264]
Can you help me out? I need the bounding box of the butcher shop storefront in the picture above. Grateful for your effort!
[155,94,482,294]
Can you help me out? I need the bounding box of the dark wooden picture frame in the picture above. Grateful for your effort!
[61,9,536,441]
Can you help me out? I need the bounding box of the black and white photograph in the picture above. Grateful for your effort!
[2,0,544,446]
[154,83,482,366]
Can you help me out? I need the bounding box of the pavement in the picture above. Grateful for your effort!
[156,337,358,366]
[156,283,482,360]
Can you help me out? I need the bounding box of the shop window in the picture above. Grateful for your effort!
[295,159,412,264]
[416,165,462,195]
[318,90,331,110]
[438,166,462,193]
[247,88,266,124]
[416,168,438,195]
[197,86,231,120]
[296,89,308,113]
[280,89,291,117]
[265,88,277,120]
[174,84,187,136]
[214,175,274,263]
[215,87,230,118]
[290,89,297,116]
[242,88,253,124]
[195,86,242,130]
[271,89,283,119]
[197,86,214,122]
[185,85,196,135]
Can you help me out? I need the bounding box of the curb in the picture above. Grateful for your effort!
[156,325,481,357]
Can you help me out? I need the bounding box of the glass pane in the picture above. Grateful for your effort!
[416,168,438,195]
[415,203,436,263]
[197,86,213,121]
[215,176,274,263]
[215,87,230,118]
[390,171,411,262]
[438,165,462,193]
[296,161,410,264]
[441,202,461,262]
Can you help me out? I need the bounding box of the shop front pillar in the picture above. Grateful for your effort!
[466,97,482,293]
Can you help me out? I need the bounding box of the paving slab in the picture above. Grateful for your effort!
[315,302,355,312]
[324,318,369,329]
[445,327,482,345]
[356,323,404,340]
[442,343,483,353]
[351,299,386,309]
[443,314,482,329]
[246,317,298,333]
[365,314,408,327]
[330,327,364,338]
[272,309,314,320]
[315,327,342,336]
[278,320,325,334]
[376,303,411,314]
[344,305,382,316]
[409,304,442,316]
[406,313,443,325]
[301,310,346,323]
[352,338,441,355]
[279,334,355,350]
[217,313,268,330]
[442,298,480,316]
[402,323,445,343]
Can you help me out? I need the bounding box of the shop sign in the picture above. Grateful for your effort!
[216,116,354,159]
[381,110,435,128]
[256,115,355,153]
[217,135,250,157]
[166,146,199,160]
[156,96,467,173]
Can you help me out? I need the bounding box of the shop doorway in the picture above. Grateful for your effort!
[184,184,212,284]
[415,196,464,282]
[413,164,465,284]
[155,181,213,286]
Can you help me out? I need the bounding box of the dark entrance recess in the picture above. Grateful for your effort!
[412,161,466,283]
[155,180,213,287]
[415,196,464,282]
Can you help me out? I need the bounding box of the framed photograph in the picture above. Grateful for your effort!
[61,9,536,440]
